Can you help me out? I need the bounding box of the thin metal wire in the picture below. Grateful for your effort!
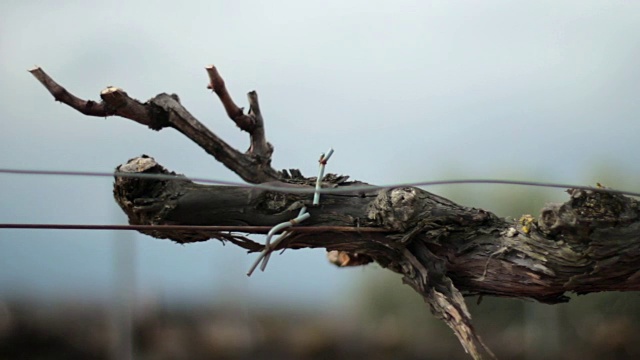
[1,167,639,197]
[0,223,388,233]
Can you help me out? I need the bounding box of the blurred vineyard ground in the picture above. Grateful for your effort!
[1,291,639,360]
[0,298,460,360]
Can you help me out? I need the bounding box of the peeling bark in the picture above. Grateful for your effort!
[31,65,640,360]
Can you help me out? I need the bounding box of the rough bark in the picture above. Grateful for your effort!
[30,65,640,360]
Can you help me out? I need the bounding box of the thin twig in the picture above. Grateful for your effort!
[205,65,254,131]
[205,65,272,157]
[30,66,281,183]
[29,67,113,117]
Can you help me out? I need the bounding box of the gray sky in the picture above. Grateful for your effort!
[1,1,639,308]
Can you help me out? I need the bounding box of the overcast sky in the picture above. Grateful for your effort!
[1,1,639,309]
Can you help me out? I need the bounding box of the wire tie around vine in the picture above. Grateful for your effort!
[313,148,334,205]
[246,207,309,276]
[247,147,334,276]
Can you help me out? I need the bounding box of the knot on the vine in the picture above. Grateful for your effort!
[367,187,420,232]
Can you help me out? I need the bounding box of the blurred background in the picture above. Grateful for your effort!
[1,1,640,359]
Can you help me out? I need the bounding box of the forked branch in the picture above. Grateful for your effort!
[205,65,272,158]
[29,66,280,184]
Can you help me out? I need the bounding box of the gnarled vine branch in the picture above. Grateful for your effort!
[31,65,640,360]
